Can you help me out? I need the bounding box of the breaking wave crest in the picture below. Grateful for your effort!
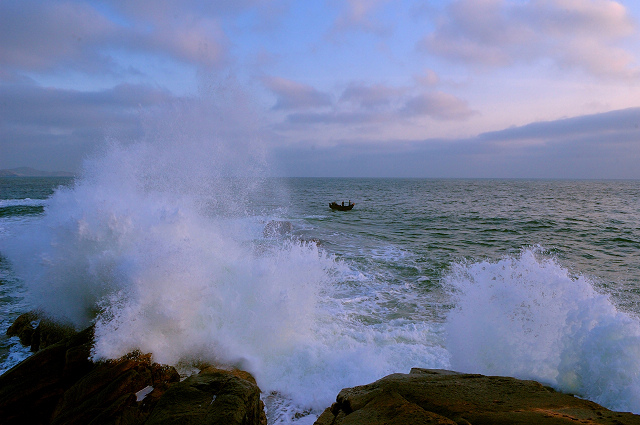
[445,248,640,413]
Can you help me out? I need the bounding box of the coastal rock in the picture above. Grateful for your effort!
[2,314,266,425]
[49,351,181,425]
[145,367,266,425]
[6,311,39,346]
[31,316,77,351]
[0,324,181,425]
[315,368,640,425]
[6,310,76,351]
[0,326,95,424]
[8,308,640,425]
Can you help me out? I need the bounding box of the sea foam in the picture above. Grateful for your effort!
[445,248,640,413]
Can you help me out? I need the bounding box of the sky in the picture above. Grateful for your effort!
[1,0,640,178]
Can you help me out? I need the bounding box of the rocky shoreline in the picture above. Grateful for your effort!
[2,312,640,424]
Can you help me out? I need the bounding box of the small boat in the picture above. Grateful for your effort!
[329,201,355,211]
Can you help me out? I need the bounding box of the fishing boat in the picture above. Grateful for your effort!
[329,201,355,211]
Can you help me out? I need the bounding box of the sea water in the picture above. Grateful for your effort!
[1,143,640,421]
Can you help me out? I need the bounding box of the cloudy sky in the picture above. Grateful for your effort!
[1,0,640,178]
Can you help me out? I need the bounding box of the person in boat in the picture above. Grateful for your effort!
[342,201,344,206]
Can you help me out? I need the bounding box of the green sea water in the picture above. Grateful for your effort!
[280,178,640,305]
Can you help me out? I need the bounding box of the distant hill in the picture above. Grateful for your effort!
[0,167,75,177]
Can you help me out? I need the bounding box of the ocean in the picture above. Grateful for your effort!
[1,171,640,423]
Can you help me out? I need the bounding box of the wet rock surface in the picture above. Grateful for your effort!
[315,368,640,425]
[6,311,76,352]
[5,313,640,425]
[146,368,266,425]
[1,313,265,425]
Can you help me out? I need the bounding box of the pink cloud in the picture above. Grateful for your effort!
[418,0,639,78]
[402,91,477,121]
[0,0,240,78]
[0,1,118,72]
[339,82,405,109]
[262,76,332,110]
[329,0,391,36]
[146,17,227,68]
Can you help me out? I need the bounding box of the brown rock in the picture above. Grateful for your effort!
[0,321,181,425]
[31,317,76,351]
[49,349,181,425]
[6,310,75,352]
[316,368,640,425]
[0,326,94,424]
[199,365,259,386]
[3,314,267,424]
[315,389,457,425]
[6,311,39,346]
[145,368,266,425]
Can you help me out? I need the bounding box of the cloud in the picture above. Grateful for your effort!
[402,92,477,121]
[414,69,440,87]
[262,76,333,110]
[3,0,637,179]
[419,0,639,78]
[143,17,228,68]
[479,107,640,142]
[0,1,119,75]
[0,0,248,80]
[1,82,171,127]
[339,82,405,109]
[330,0,391,36]
[464,107,640,177]
[273,107,640,178]
[267,78,476,129]
[106,1,239,67]
[284,111,385,126]
[0,82,175,171]
[108,0,273,19]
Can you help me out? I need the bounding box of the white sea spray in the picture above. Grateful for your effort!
[0,95,451,423]
[445,248,640,413]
